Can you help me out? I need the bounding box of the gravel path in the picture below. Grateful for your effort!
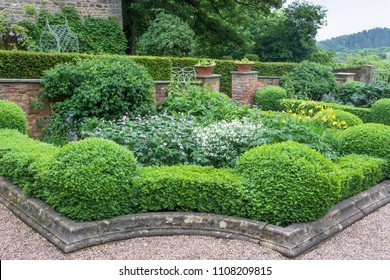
[0,203,389,260]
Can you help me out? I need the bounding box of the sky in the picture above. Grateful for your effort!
[283,0,390,41]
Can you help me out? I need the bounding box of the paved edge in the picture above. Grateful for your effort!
[0,177,389,257]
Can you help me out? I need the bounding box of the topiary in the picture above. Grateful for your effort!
[0,100,28,134]
[254,86,287,111]
[280,61,338,100]
[235,141,340,225]
[34,138,138,221]
[370,98,390,126]
[338,123,390,161]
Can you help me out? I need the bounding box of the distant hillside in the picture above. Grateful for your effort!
[317,27,390,51]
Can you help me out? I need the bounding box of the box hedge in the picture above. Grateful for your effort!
[370,98,390,126]
[134,165,248,218]
[0,129,57,194]
[235,142,340,225]
[334,154,388,200]
[338,123,390,164]
[33,138,138,222]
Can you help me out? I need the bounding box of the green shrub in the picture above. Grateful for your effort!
[138,13,195,57]
[335,155,388,200]
[158,83,249,124]
[280,61,338,100]
[0,129,57,193]
[0,100,28,133]
[338,81,366,105]
[41,56,155,144]
[134,165,247,217]
[254,86,287,111]
[236,142,340,225]
[370,98,390,125]
[313,109,363,129]
[34,138,138,222]
[339,124,390,175]
[244,54,260,61]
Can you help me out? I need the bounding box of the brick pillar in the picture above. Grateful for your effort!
[195,74,221,92]
[359,65,376,84]
[231,71,264,104]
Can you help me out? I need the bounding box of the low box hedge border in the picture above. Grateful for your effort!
[1,176,388,258]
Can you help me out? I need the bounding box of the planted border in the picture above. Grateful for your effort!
[1,176,388,258]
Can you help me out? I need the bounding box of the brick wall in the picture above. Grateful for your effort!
[0,79,51,138]
[333,65,376,84]
[0,79,174,138]
[231,71,265,104]
[0,0,123,26]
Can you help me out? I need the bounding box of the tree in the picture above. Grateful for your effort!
[253,1,327,62]
[138,13,195,57]
[122,0,284,56]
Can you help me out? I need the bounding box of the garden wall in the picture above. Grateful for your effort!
[0,0,123,26]
[333,65,376,84]
[0,79,171,138]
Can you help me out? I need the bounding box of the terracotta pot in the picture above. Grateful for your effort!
[194,65,214,75]
[236,63,254,72]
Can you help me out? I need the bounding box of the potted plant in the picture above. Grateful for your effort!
[235,58,255,72]
[194,59,216,75]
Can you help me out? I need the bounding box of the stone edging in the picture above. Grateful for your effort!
[0,177,389,258]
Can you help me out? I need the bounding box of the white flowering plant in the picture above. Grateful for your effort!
[192,118,267,167]
[80,112,199,166]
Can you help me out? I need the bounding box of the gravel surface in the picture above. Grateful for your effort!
[0,203,389,260]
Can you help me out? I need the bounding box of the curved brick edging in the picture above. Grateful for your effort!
[0,177,389,257]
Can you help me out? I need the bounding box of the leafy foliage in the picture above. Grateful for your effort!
[252,1,327,62]
[280,61,338,100]
[337,81,390,108]
[235,142,340,225]
[138,13,195,57]
[158,83,249,124]
[34,138,138,222]
[78,16,127,54]
[17,5,126,54]
[370,98,390,125]
[313,109,362,129]
[0,100,28,134]
[40,56,155,144]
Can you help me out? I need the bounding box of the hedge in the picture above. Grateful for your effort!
[0,50,172,81]
[134,165,248,218]
[0,129,57,194]
[335,154,389,201]
[0,50,295,96]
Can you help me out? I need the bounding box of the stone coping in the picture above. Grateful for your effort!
[0,79,42,83]
[0,176,389,258]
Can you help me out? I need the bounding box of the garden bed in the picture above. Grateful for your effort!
[1,176,388,258]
